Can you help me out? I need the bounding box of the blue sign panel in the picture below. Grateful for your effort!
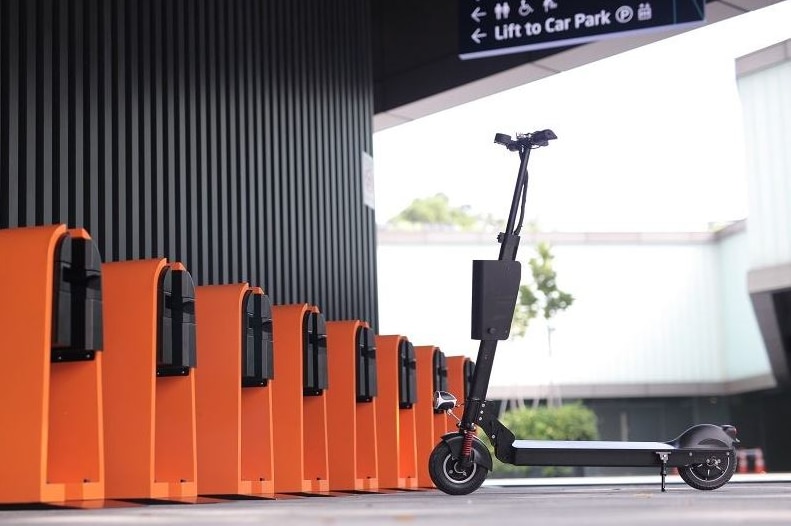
[459,0,706,60]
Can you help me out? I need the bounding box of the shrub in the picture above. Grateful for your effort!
[484,403,599,478]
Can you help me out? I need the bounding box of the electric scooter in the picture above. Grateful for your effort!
[428,130,740,496]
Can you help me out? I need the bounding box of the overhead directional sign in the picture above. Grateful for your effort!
[459,0,706,60]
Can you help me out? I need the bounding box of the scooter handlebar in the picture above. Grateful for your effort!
[494,129,557,150]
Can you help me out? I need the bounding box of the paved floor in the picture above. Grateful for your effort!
[2,476,790,526]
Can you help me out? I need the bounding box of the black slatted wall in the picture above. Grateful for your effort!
[0,0,378,328]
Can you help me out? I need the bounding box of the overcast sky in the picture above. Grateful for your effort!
[372,1,791,232]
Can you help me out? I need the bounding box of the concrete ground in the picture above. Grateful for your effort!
[2,475,790,526]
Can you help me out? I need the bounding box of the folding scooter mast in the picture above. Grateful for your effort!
[428,130,739,496]
[493,130,556,261]
[454,131,556,466]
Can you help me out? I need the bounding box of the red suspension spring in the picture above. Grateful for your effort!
[462,429,474,459]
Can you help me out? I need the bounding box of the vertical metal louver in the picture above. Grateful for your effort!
[0,0,378,329]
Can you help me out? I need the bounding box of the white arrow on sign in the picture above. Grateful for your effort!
[471,27,487,44]
[471,6,487,23]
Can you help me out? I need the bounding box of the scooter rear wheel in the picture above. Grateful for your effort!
[678,451,737,490]
[428,441,489,495]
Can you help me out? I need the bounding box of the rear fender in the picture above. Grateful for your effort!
[667,424,739,449]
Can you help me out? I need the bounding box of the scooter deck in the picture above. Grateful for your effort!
[513,440,672,450]
[509,439,680,467]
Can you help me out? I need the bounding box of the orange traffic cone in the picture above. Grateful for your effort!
[754,449,766,473]
[737,449,748,473]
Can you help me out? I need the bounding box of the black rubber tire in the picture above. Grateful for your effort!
[678,451,737,490]
[428,441,489,495]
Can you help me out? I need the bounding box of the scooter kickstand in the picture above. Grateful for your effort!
[656,452,670,492]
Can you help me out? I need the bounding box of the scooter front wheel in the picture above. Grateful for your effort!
[678,451,737,490]
[428,441,489,495]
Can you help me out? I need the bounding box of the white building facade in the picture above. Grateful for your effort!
[377,224,773,400]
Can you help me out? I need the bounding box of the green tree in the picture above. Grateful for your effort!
[511,241,574,338]
[387,193,501,231]
[511,241,574,407]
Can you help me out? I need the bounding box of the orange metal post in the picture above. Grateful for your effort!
[0,225,105,504]
[445,356,469,435]
[415,345,445,488]
[374,335,418,490]
[194,284,274,497]
[101,259,197,500]
[325,320,379,491]
[270,304,329,493]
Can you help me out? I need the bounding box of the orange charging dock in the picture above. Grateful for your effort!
[101,259,198,500]
[195,284,275,497]
[373,335,418,490]
[414,345,448,488]
[325,320,379,491]
[0,224,105,504]
[445,356,474,435]
[270,304,330,493]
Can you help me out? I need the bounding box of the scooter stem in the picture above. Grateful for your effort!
[499,145,531,262]
[458,131,556,447]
